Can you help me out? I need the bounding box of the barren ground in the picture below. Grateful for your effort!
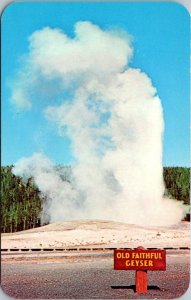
[2,220,190,249]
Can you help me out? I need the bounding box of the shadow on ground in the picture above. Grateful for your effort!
[111,285,160,293]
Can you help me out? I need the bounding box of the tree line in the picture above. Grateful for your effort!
[1,166,190,233]
[1,166,42,233]
[163,167,190,205]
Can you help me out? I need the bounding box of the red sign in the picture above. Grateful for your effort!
[114,249,166,271]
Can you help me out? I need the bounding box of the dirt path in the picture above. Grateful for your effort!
[1,250,190,299]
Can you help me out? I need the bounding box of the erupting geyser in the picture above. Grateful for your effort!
[12,21,185,226]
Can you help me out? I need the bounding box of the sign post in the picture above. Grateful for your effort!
[136,269,147,293]
[114,246,166,294]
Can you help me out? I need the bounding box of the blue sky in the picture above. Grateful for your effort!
[2,2,190,167]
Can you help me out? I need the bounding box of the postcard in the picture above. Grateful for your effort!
[1,1,190,299]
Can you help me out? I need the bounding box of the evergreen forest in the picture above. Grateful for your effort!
[1,166,190,233]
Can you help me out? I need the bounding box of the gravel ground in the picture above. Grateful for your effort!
[1,250,190,299]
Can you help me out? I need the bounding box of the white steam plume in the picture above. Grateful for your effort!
[12,21,185,226]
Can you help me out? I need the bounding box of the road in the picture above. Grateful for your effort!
[1,250,190,299]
